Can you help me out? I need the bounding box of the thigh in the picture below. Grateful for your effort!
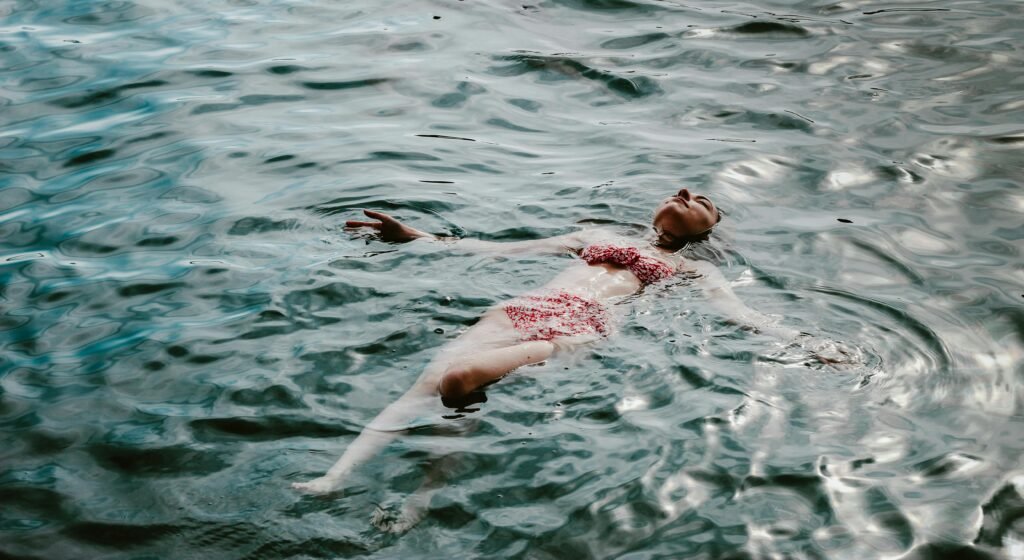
[443,308,521,355]
[417,308,520,381]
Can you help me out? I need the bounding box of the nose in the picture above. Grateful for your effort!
[677,188,691,200]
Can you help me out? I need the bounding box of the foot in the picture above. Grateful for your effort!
[291,477,339,495]
[371,502,425,534]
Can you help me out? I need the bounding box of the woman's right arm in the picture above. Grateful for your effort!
[688,260,801,341]
[345,209,587,255]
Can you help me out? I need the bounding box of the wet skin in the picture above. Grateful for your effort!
[653,188,721,248]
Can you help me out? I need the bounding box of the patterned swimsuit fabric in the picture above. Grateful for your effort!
[503,245,675,341]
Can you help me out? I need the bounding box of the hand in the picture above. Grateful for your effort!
[345,210,434,243]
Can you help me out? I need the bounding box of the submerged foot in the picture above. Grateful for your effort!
[291,477,339,495]
[371,501,426,534]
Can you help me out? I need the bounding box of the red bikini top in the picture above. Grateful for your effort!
[579,244,675,285]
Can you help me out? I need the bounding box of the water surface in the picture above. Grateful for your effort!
[2,0,1023,558]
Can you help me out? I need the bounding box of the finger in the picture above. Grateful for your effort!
[363,209,395,222]
[345,220,382,228]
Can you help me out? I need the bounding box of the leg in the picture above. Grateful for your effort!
[292,389,429,494]
[293,312,525,495]
[437,340,555,400]
[372,453,462,533]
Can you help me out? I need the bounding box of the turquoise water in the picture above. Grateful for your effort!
[2,0,1023,557]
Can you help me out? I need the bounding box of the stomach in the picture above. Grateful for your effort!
[530,262,641,301]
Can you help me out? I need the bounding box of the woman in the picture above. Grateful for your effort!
[292,188,801,497]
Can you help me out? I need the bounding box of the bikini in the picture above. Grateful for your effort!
[503,244,676,341]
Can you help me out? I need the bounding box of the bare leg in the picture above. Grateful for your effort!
[291,387,433,494]
[438,340,555,400]
[293,312,548,495]
[371,453,461,533]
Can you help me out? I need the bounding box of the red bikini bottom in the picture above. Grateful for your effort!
[503,291,609,342]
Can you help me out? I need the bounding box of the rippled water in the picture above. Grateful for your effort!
[2,0,1023,558]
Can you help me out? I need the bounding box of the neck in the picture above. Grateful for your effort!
[647,234,679,255]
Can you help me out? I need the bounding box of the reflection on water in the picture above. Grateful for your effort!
[1,0,1023,557]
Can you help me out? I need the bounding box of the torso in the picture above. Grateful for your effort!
[531,234,680,301]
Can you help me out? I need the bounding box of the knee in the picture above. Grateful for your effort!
[438,366,471,400]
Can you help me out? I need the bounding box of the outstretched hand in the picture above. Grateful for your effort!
[345,210,434,243]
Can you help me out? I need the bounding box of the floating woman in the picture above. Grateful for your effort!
[292,188,812,502]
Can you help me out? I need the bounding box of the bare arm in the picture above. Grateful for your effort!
[345,209,588,255]
[688,260,801,340]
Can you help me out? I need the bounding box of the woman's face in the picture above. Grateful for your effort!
[652,188,720,247]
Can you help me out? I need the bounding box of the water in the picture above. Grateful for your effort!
[2,0,1022,557]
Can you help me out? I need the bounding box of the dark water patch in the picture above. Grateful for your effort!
[975,479,1024,548]
[903,543,997,560]
[551,0,664,12]
[88,443,230,477]
[708,137,756,143]
[490,53,662,98]
[189,416,356,442]
[601,32,670,50]
[184,522,265,555]
[57,238,117,255]
[507,98,541,112]
[0,486,75,523]
[267,64,308,75]
[63,149,114,167]
[863,487,914,551]
[63,521,180,548]
[186,353,224,365]
[192,94,304,114]
[227,385,303,408]
[199,291,272,314]
[11,75,86,93]
[912,452,983,478]
[227,216,299,235]
[862,8,951,16]
[264,154,295,163]
[49,88,118,109]
[49,167,162,204]
[299,77,389,91]
[48,79,167,109]
[241,94,305,105]
[284,282,388,309]
[848,239,925,285]
[346,151,441,163]
[0,313,33,332]
[124,130,173,144]
[877,163,925,183]
[416,134,476,142]
[687,105,815,134]
[485,117,545,134]
[389,40,428,52]
[117,281,185,298]
[728,21,811,37]
[188,69,233,78]
[62,1,156,25]
[738,57,807,73]
[135,235,178,247]
[988,135,1024,145]
[246,536,373,559]
[432,81,486,109]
